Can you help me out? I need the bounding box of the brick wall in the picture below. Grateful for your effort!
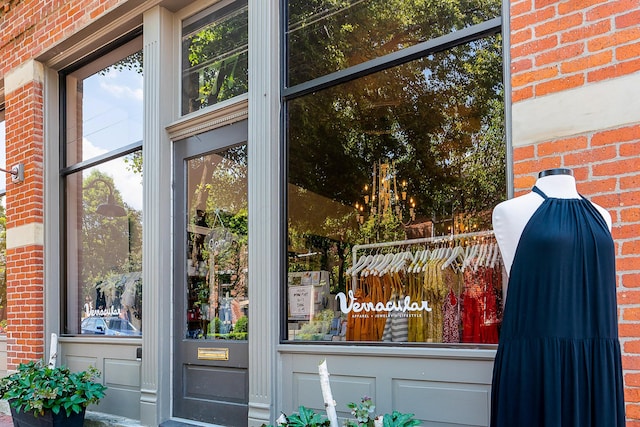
[511,0,640,425]
[511,0,640,102]
[3,79,45,367]
[0,0,119,368]
[0,0,122,76]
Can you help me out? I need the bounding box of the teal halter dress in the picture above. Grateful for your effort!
[490,186,625,426]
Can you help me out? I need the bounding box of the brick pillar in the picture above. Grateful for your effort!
[4,60,45,368]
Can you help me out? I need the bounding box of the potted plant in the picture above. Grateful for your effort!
[0,360,107,427]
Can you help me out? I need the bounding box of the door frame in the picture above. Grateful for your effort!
[172,119,249,425]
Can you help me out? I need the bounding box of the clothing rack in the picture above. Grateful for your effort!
[351,229,495,275]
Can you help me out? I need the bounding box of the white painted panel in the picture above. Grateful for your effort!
[65,355,98,373]
[281,349,495,427]
[59,340,142,421]
[293,372,375,419]
[393,379,489,426]
[97,387,141,420]
[105,358,142,388]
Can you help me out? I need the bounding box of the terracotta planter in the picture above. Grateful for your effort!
[9,406,86,427]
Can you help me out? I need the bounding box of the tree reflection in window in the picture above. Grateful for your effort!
[182,1,249,114]
[287,35,505,294]
[287,0,502,86]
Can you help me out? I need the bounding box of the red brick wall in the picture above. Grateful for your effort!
[0,0,122,76]
[0,0,120,368]
[511,1,640,425]
[4,80,45,366]
[511,0,640,103]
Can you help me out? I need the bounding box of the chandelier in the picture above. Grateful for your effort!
[355,161,416,226]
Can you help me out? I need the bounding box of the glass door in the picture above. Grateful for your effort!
[173,120,249,426]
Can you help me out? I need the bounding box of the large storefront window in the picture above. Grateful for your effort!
[285,1,505,344]
[181,0,248,115]
[62,36,143,336]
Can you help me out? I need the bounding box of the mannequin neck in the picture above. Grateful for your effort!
[535,173,580,199]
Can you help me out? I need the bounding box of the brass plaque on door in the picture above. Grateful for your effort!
[198,347,229,361]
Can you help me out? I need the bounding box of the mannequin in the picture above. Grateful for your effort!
[493,168,612,276]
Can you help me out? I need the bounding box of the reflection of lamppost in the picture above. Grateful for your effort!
[84,178,127,218]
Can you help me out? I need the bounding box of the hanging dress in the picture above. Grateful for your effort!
[490,186,625,426]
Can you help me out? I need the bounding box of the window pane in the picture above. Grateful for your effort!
[65,156,143,335]
[287,0,501,86]
[184,145,248,340]
[181,0,249,115]
[286,35,505,343]
[66,49,143,167]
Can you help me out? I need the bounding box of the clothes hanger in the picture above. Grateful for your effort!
[377,252,398,276]
[389,248,410,273]
[483,243,493,267]
[399,249,416,272]
[473,242,486,271]
[352,253,375,276]
[490,242,501,268]
[411,247,427,273]
[442,245,464,270]
[407,248,420,271]
[380,251,400,276]
[347,253,369,275]
[424,243,443,271]
[360,255,377,277]
[367,252,393,277]
[462,242,479,270]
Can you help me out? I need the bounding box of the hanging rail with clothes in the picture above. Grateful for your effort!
[340,230,503,344]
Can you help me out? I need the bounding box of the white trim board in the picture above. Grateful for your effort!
[512,72,640,147]
[6,222,44,249]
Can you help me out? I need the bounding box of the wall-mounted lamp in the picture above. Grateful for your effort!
[0,163,24,184]
[83,177,127,217]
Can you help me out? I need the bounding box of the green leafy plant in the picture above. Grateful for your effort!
[234,315,248,333]
[265,397,419,427]
[0,360,107,417]
[278,406,330,427]
[344,396,376,427]
[377,411,421,427]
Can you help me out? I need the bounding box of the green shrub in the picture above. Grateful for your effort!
[0,360,107,417]
[235,315,248,333]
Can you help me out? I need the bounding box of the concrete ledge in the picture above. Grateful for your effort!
[85,411,145,427]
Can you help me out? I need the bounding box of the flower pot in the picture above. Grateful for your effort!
[10,406,86,427]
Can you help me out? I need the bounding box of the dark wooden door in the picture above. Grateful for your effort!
[173,120,249,426]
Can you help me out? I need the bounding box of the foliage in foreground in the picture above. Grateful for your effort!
[0,360,107,417]
[266,396,420,427]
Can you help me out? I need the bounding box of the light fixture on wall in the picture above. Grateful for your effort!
[0,163,24,184]
[84,177,127,217]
